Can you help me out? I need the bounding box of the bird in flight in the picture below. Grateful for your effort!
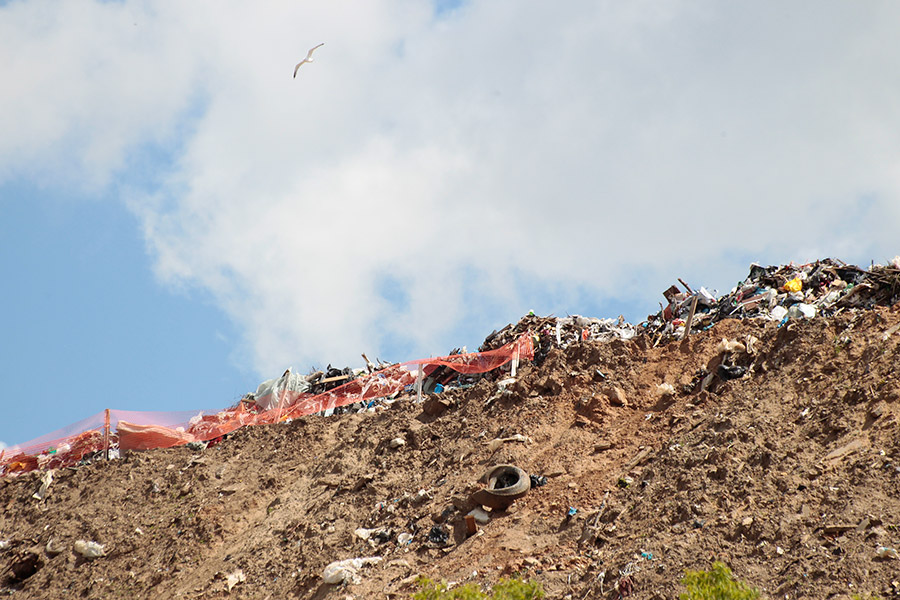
[294,43,324,78]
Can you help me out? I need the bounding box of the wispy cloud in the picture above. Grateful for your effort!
[5,1,900,375]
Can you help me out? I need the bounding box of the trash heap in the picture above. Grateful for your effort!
[478,257,900,360]
[643,257,900,343]
[479,312,637,365]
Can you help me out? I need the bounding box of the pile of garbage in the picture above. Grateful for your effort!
[643,257,900,343]
[479,313,637,365]
[477,257,900,360]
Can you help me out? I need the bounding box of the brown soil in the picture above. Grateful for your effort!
[2,308,900,599]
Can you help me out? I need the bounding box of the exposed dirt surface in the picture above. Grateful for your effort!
[3,308,900,599]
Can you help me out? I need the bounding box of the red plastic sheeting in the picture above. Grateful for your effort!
[1,335,534,476]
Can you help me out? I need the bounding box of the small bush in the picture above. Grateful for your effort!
[680,562,760,600]
[413,577,544,600]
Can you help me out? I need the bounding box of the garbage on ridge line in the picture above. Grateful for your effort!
[246,368,311,411]
[479,313,636,365]
[73,540,106,559]
[643,257,900,344]
[321,556,383,585]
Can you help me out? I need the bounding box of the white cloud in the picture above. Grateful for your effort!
[5,1,900,375]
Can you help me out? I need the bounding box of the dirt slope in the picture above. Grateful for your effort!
[2,308,900,599]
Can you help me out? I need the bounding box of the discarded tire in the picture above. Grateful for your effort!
[468,464,530,510]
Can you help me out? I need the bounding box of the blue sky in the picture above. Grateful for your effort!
[2,0,900,450]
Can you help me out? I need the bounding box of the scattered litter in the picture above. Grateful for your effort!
[656,383,676,397]
[877,546,899,560]
[354,527,392,546]
[426,525,450,547]
[788,303,816,320]
[411,489,432,505]
[529,474,548,488]
[468,507,491,524]
[45,539,65,556]
[32,470,54,500]
[717,364,746,381]
[0,540,10,551]
[397,533,413,546]
[322,557,383,585]
[716,338,746,354]
[388,437,406,449]
[469,464,531,510]
[73,540,106,559]
[226,569,245,591]
[496,377,517,391]
[486,433,532,452]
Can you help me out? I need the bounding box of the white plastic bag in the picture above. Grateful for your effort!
[321,557,382,585]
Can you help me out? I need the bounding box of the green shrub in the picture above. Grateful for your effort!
[680,562,760,600]
[412,576,544,600]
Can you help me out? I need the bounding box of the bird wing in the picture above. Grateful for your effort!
[305,42,324,60]
[293,61,305,78]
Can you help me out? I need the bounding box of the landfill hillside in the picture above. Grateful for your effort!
[3,264,900,599]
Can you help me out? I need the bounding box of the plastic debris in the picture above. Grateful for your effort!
[0,540,10,551]
[787,303,816,320]
[32,470,54,500]
[529,474,548,488]
[355,527,392,546]
[427,525,450,546]
[397,532,413,546]
[643,258,900,343]
[717,364,746,380]
[322,557,383,585]
[487,434,532,453]
[468,507,491,524]
[877,546,899,560]
[783,277,803,293]
[226,569,245,591]
[73,540,106,559]
[45,539,65,556]
[411,489,432,505]
[656,383,676,397]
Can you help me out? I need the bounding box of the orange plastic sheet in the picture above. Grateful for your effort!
[1,334,534,476]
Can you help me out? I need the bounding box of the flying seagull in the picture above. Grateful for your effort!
[294,43,324,78]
